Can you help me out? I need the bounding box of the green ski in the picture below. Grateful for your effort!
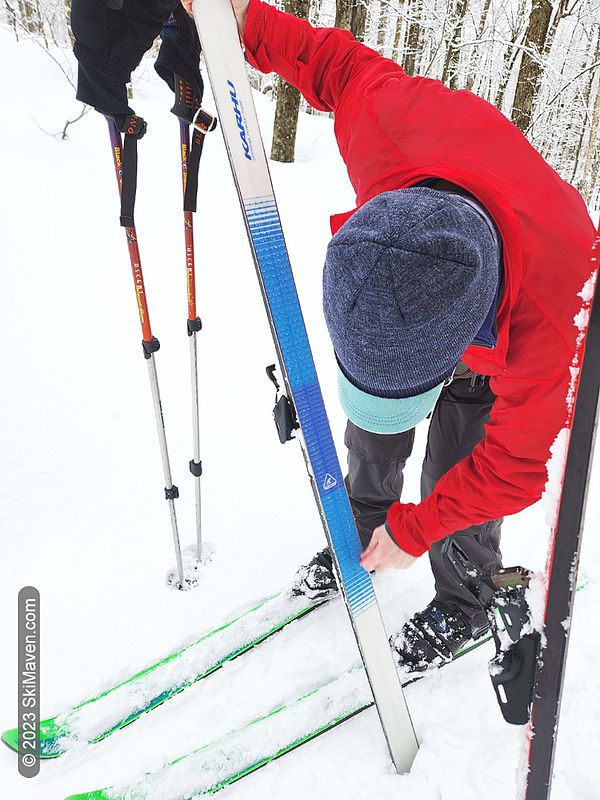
[2,592,326,758]
[63,634,494,800]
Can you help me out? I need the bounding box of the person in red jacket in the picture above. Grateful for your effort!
[185,0,595,670]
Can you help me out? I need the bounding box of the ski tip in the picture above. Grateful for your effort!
[1,727,19,753]
[1,724,67,759]
[64,791,112,800]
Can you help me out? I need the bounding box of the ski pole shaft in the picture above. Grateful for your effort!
[147,354,185,586]
[181,121,197,322]
[107,119,185,588]
[180,120,203,561]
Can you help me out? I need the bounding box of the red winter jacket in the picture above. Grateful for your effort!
[243,0,596,557]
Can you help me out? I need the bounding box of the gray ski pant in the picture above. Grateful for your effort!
[344,374,502,628]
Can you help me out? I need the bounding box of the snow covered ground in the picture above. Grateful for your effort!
[0,29,599,800]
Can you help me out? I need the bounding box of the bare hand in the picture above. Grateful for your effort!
[360,524,417,572]
[181,0,250,37]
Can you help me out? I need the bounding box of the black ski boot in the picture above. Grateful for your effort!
[390,600,489,672]
[292,547,338,600]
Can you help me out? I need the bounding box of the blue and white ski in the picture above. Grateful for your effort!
[192,0,418,773]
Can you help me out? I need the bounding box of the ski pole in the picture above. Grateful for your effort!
[180,119,203,562]
[107,117,185,589]
[177,101,217,563]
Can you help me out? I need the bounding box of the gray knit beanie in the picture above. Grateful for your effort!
[323,187,500,399]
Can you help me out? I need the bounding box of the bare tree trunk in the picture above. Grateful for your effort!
[335,0,367,41]
[440,0,468,89]
[335,0,352,29]
[376,2,385,51]
[403,0,422,76]
[494,0,528,110]
[583,92,600,205]
[495,43,519,109]
[511,0,553,132]
[465,0,492,91]
[64,0,74,45]
[19,0,41,33]
[5,0,19,39]
[581,31,600,202]
[391,0,406,64]
[543,27,580,170]
[270,0,310,163]
[351,0,367,41]
[543,0,570,59]
[376,1,388,54]
[34,0,48,46]
[392,2,407,62]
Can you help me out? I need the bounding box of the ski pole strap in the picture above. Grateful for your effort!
[185,109,217,212]
[113,113,147,227]
[183,115,217,212]
[171,79,216,213]
[192,107,218,134]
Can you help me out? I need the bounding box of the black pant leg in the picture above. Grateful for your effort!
[422,377,503,626]
[344,420,415,549]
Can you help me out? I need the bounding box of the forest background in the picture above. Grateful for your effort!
[3,0,600,212]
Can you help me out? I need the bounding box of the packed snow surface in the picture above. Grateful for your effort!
[1,30,599,800]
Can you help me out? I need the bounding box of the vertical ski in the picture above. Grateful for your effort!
[524,226,600,799]
[191,0,418,773]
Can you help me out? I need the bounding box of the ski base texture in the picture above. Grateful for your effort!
[64,633,493,800]
[524,231,600,799]
[1,592,324,758]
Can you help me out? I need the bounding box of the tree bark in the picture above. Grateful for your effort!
[403,0,422,76]
[19,0,41,33]
[465,0,492,91]
[583,80,600,205]
[494,0,528,110]
[440,0,468,90]
[581,30,600,202]
[376,1,388,54]
[270,0,310,163]
[511,0,553,132]
[351,0,367,41]
[335,0,367,41]
[335,0,352,29]
[543,0,570,59]
[64,0,74,45]
[5,0,19,39]
[392,2,406,62]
